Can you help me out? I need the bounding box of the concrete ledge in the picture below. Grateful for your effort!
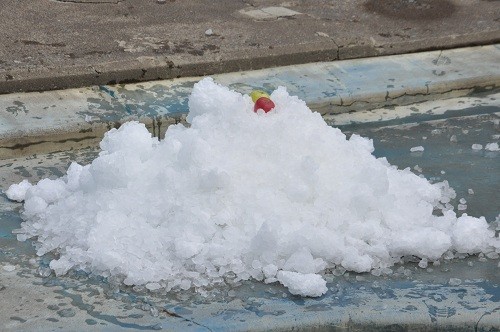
[3,33,499,95]
[0,43,339,95]
[1,45,499,158]
[1,0,499,95]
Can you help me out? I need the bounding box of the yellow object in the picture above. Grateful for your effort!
[250,90,270,103]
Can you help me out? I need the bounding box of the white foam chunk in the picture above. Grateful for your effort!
[277,271,327,297]
[7,78,500,297]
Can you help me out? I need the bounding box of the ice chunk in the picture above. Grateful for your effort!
[277,271,327,297]
[349,134,374,153]
[341,253,373,273]
[410,146,424,152]
[485,142,499,151]
[146,282,162,291]
[283,248,326,274]
[150,306,159,317]
[23,197,48,216]
[180,279,191,290]
[27,178,68,204]
[471,144,483,150]
[262,264,278,279]
[2,264,16,272]
[486,252,499,259]
[448,278,462,286]
[452,215,494,253]
[418,258,428,269]
[5,179,32,202]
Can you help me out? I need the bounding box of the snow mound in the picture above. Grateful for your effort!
[6,78,500,297]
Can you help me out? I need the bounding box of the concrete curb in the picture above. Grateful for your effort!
[1,44,499,159]
[2,32,499,96]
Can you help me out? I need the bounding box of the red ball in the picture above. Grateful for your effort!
[254,97,275,113]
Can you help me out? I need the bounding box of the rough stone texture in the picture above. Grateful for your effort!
[0,0,498,93]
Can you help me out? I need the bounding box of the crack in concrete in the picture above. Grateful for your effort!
[21,40,66,47]
[313,32,340,60]
[330,37,340,60]
[2,136,97,151]
[160,308,213,331]
[151,116,162,139]
[50,0,124,4]
[92,67,102,75]
[475,306,500,332]
[333,98,369,107]
[329,86,481,108]
[385,87,476,101]
[435,50,443,64]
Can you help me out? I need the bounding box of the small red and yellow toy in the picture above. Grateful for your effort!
[250,90,275,113]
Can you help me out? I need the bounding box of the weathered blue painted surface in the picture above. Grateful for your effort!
[1,45,499,160]
[0,103,498,331]
[91,44,500,118]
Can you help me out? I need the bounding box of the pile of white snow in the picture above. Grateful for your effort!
[6,78,500,297]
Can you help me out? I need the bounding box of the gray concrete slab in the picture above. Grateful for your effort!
[1,0,499,94]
